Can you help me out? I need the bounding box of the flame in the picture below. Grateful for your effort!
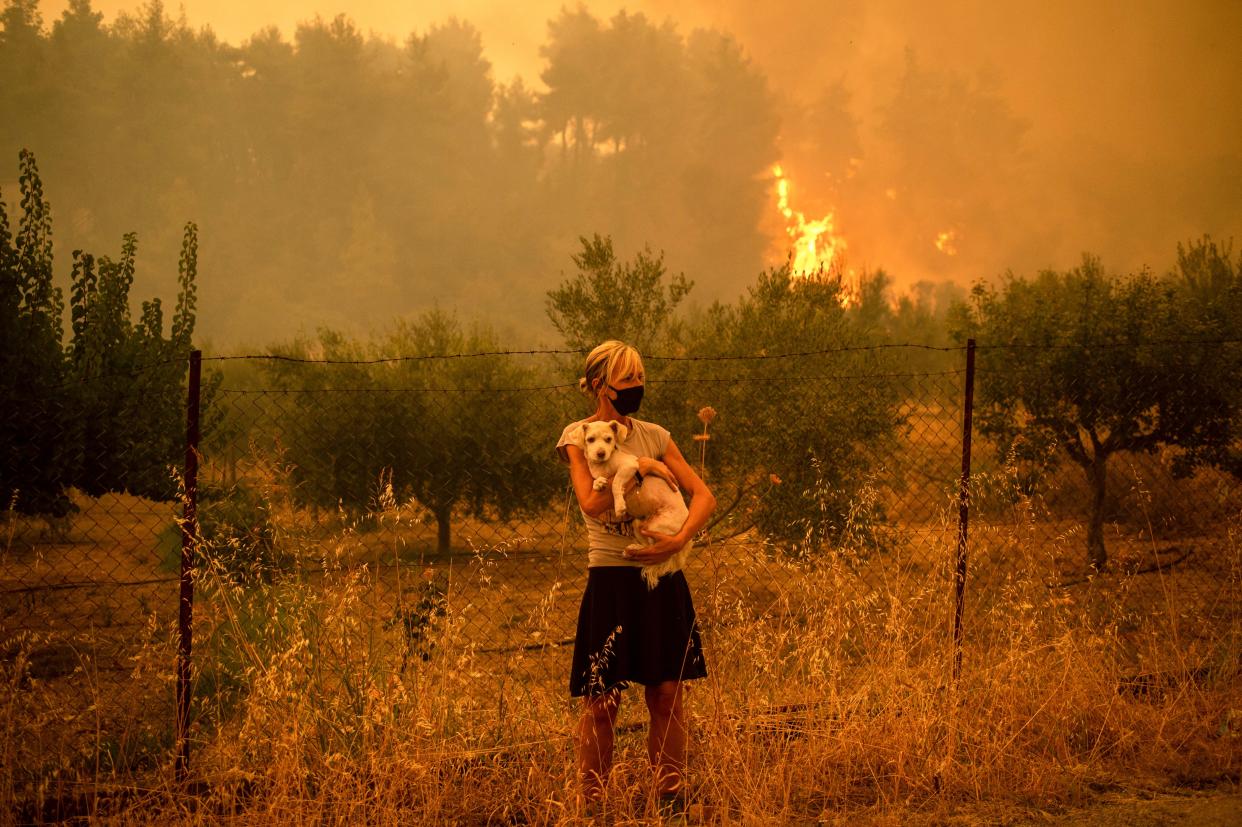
[934,230,958,256]
[772,164,847,278]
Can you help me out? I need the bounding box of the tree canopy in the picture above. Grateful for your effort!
[264,310,564,553]
[544,234,692,354]
[0,148,202,515]
[546,247,906,556]
[951,245,1242,570]
[0,2,782,343]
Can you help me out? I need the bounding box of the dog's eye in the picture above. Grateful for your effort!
[586,436,595,443]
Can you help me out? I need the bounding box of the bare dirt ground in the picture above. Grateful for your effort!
[1028,789,1242,826]
[816,786,1242,826]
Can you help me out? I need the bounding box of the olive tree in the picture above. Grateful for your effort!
[547,249,905,555]
[267,310,563,553]
[659,265,904,552]
[544,233,692,354]
[1162,236,1242,479]
[951,252,1239,571]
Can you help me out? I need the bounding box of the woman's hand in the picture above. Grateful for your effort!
[637,457,678,492]
[623,528,686,564]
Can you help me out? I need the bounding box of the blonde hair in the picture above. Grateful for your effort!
[578,340,644,399]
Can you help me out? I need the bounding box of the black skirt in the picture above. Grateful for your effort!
[569,566,708,698]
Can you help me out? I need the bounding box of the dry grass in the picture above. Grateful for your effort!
[3,406,1240,824]
[3,470,1239,825]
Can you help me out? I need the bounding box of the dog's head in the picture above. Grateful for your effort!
[581,419,629,463]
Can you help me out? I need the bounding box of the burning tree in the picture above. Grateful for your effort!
[952,248,1242,571]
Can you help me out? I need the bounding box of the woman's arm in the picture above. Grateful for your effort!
[565,444,614,519]
[624,438,716,564]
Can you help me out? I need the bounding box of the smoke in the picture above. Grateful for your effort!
[32,0,1242,300]
[654,0,1242,283]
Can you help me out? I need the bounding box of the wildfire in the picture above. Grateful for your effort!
[772,164,847,278]
[934,229,958,256]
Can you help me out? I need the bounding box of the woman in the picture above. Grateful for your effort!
[556,340,716,813]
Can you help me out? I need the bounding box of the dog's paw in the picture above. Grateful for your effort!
[613,503,628,519]
[592,477,609,491]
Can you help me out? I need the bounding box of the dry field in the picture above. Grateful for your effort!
[2,480,1239,824]
[2,398,1240,823]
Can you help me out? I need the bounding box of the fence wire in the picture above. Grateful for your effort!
[1,343,1239,810]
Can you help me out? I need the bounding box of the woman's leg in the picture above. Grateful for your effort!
[578,689,622,801]
[644,681,686,795]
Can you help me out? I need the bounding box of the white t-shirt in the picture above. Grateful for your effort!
[556,417,672,568]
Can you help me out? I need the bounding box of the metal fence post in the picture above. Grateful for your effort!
[953,339,976,682]
[176,350,202,781]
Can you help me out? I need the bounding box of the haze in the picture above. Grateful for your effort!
[12,0,1242,346]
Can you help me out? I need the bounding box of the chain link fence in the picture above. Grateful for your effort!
[3,343,1239,815]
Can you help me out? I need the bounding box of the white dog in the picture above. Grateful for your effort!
[581,419,691,588]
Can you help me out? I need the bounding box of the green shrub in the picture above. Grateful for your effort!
[158,483,282,582]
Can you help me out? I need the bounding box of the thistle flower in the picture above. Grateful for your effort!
[697,406,717,425]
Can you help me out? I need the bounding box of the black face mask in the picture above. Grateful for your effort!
[608,384,644,415]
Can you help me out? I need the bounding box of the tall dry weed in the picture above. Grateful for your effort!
[3,459,1238,824]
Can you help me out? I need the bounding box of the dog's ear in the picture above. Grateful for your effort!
[571,423,587,449]
[611,420,629,443]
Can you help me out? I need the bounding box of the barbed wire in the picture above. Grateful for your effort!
[675,369,966,382]
[204,343,962,364]
[32,339,1241,384]
[202,349,585,365]
[216,383,580,395]
[215,368,968,395]
[646,344,964,360]
[974,337,1242,352]
[201,338,1242,366]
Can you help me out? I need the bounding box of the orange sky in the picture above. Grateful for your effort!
[35,0,1240,160]
[35,0,617,82]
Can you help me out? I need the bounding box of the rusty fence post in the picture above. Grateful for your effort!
[176,350,202,781]
[952,339,976,682]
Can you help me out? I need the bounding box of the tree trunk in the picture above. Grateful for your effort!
[434,504,451,554]
[1086,455,1109,571]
